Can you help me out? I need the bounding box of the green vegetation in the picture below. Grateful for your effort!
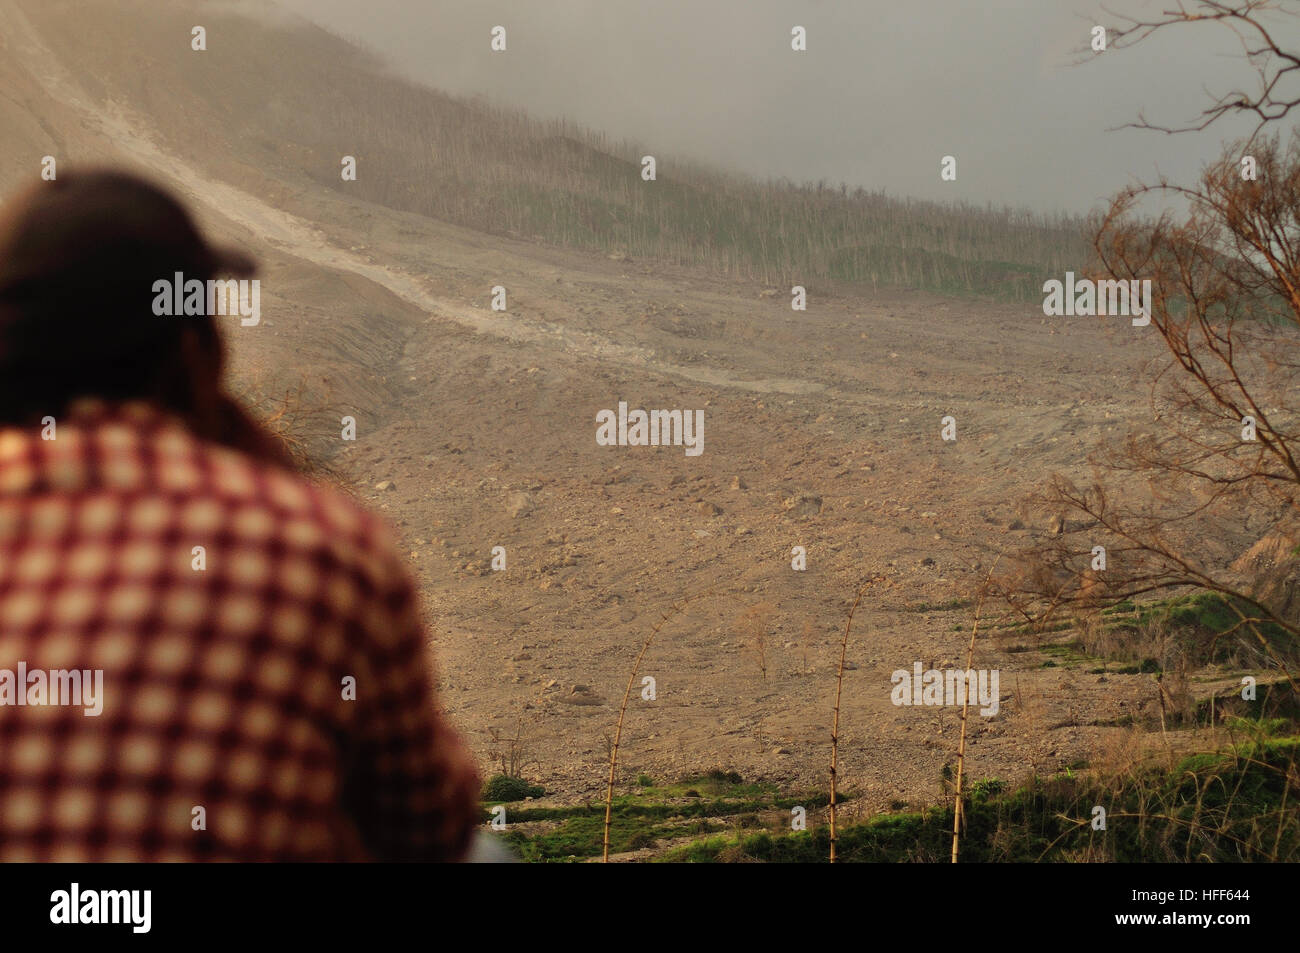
[661,735,1300,862]
[1100,592,1298,665]
[478,718,1300,862]
[483,771,836,862]
[1001,590,1298,679]
[481,774,545,803]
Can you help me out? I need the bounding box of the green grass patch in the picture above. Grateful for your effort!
[1103,591,1298,666]
[1039,640,1101,667]
[485,770,839,860]
[661,737,1300,862]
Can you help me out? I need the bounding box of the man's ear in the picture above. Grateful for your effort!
[168,321,226,424]
[177,321,225,385]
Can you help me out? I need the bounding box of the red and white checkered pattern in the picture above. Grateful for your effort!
[0,399,479,861]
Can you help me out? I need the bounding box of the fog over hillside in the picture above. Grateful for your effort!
[277,0,1275,214]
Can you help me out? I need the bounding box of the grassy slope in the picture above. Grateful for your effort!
[484,729,1300,862]
[490,592,1300,862]
[671,733,1300,862]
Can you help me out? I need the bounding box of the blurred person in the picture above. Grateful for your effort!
[0,169,480,861]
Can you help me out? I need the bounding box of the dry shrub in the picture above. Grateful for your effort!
[231,378,347,481]
[486,714,541,779]
[734,601,778,680]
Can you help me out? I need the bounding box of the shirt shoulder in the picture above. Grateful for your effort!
[203,441,408,584]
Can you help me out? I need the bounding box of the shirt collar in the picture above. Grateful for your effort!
[0,398,197,495]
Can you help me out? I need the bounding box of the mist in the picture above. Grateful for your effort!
[274,0,1284,215]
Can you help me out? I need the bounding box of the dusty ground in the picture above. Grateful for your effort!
[0,0,1235,819]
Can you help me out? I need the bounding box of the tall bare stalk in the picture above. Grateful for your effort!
[830,576,884,863]
[602,590,711,862]
[952,556,1002,864]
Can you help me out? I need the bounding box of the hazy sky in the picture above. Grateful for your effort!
[276,0,1294,216]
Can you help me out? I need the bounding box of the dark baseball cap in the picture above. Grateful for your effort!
[0,168,255,303]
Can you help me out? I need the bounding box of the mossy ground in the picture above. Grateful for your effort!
[479,588,1300,862]
[479,770,835,862]
[660,729,1300,862]
[478,723,1300,862]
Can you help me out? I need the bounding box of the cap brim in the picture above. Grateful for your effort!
[206,244,257,277]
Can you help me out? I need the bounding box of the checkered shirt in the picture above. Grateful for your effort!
[0,399,479,861]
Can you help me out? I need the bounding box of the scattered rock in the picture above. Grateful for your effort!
[783,492,823,517]
[698,501,723,517]
[1232,531,1298,575]
[508,492,534,519]
[729,475,748,491]
[563,685,605,707]
[373,480,396,492]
